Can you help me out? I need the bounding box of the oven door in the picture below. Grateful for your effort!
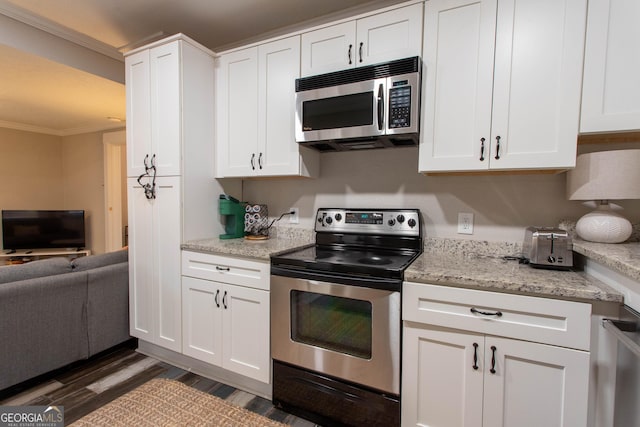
[271,274,400,394]
[295,78,387,143]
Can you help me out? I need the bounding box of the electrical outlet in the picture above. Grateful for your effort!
[457,212,474,234]
[289,207,299,224]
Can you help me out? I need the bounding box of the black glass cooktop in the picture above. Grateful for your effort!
[271,244,420,280]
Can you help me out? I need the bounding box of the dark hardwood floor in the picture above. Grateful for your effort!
[0,345,318,426]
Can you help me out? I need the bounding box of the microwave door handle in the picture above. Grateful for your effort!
[377,83,384,131]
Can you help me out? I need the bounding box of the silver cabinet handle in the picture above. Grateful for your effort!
[348,44,353,64]
[258,152,263,170]
[250,153,255,170]
[359,42,363,63]
[494,136,501,160]
[216,266,230,272]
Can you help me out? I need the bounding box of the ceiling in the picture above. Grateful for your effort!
[0,0,404,136]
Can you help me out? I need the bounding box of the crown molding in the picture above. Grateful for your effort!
[0,2,123,61]
[0,120,126,137]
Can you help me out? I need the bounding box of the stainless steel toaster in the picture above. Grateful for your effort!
[523,227,573,270]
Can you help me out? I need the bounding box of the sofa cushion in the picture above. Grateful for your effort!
[86,262,130,356]
[72,249,128,272]
[0,257,72,284]
[0,271,89,390]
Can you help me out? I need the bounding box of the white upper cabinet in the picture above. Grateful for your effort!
[580,0,640,133]
[126,42,182,177]
[216,36,319,178]
[300,21,357,77]
[419,0,587,173]
[300,3,423,77]
[216,47,259,177]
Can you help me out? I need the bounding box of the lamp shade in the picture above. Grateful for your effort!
[567,149,640,201]
[567,149,640,243]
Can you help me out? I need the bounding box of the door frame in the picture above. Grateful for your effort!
[103,130,126,252]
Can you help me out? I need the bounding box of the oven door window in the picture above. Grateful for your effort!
[290,290,372,359]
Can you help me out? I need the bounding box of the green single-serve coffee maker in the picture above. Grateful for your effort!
[219,194,245,239]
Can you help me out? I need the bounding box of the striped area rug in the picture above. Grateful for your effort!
[70,378,287,427]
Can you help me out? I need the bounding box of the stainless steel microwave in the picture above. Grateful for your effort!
[295,56,421,151]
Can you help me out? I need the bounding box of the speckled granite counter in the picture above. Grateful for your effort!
[181,228,313,261]
[572,240,640,283]
[405,251,622,303]
[181,230,625,304]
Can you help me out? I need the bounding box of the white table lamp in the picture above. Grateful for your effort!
[567,149,640,243]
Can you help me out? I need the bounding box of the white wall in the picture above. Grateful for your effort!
[0,127,116,254]
[0,128,65,211]
[61,131,107,253]
[242,146,640,243]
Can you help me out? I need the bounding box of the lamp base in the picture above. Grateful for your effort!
[576,203,632,243]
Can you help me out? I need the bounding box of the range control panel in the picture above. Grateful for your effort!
[315,208,420,236]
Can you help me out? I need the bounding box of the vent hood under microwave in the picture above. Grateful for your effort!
[295,57,421,152]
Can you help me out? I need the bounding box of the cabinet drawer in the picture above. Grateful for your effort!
[181,251,269,291]
[403,282,591,351]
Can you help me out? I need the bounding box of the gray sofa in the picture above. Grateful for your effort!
[0,249,130,391]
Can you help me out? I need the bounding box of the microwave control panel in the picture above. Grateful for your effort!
[389,82,412,129]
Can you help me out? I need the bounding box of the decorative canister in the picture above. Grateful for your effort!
[244,204,269,239]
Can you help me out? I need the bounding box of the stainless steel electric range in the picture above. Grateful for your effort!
[270,208,422,427]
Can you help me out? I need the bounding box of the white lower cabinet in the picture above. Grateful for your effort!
[128,176,182,352]
[181,251,270,384]
[402,282,591,427]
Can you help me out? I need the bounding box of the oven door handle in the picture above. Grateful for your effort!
[377,83,384,131]
[270,266,401,291]
[603,318,640,359]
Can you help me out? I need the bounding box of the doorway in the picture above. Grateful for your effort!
[103,130,127,252]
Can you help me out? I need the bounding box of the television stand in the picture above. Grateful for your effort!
[0,249,91,265]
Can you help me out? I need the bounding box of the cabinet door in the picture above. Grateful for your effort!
[356,3,424,67]
[149,42,182,176]
[126,50,152,177]
[127,177,154,341]
[257,36,301,176]
[580,0,640,133]
[182,276,223,365]
[483,337,590,427]
[300,21,356,77]
[216,48,259,177]
[154,176,182,352]
[402,325,484,427]
[222,284,270,383]
[418,0,496,173]
[490,0,586,170]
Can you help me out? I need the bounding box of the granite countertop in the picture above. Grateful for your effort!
[405,252,623,303]
[572,239,640,282]
[181,229,626,304]
[181,229,314,261]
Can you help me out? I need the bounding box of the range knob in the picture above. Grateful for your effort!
[548,255,557,263]
[317,216,323,223]
[388,218,396,226]
[335,213,342,222]
[407,218,417,228]
[326,217,333,224]
[397,215,405,223]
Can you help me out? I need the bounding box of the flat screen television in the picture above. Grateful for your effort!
[1,210,86,250]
